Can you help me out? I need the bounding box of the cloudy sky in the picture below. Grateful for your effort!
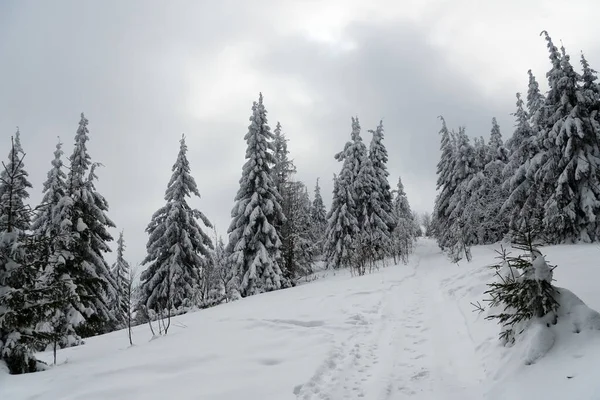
[1,0,599,266]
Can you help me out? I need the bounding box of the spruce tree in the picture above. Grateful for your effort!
[31,139,66,240]
[487,118,507,164]
[324,117,364,269]
[527,69,546,127]
[271,122,296,193]
[432,117,456,247]
[503,91,543,233]
[324,172,358,269]
[354,152,380,274]
[469,118,509,243]
[485,228,558,345]
[227,93,286,296]
[111,231,130,327]
[271,122,298,284]
[446,127,477,260]
[283,182,315,278]
[344,117,368,218]
[580,54,600,105]
[310,178,328,255]
[433,118,480,257]
[140,135,213,321]
[0,130,32,231]
[0,133,46,374]
[351,122,395,272]
[62,113,118,336]
[392,176,415,264]
[580,53,600,146]
[367,121,395,255]
[464,136,488,244]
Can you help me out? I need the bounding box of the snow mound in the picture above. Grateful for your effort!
[518,287,600,362]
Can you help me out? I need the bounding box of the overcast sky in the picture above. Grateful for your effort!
[2,0,600,266]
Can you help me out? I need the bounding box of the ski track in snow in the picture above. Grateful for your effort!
[295,240,484,400]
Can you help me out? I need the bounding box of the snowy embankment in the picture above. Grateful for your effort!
[2,239,600,399]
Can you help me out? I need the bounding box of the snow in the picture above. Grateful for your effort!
[3,238,600,399]
[76,217,87,232]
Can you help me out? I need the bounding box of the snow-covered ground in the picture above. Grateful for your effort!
[2,238,600,399]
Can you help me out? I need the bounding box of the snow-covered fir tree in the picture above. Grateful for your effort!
[502,91,542,233]
[31,139,66,240]
[282,182,315,278]
[310,178,328,256]
[448,128,475,235]
[60,113,118,337]
[111,231,130,327]
[391,176,415,264]
[502,69,549,235]
[204,235,231,304]
[271,121,296,194]
[345,118,375,273]
[432,117,456,247]
[324,172,357,269]
[345,117,369,217]
[580,53,600,107]
[324,118,363,269]
[442,126,477,261]
[140,135,214,318]
[527,69,546,127]
[227,93,286,296]
[483,119,509,242]
[354,150,380,274]
[462,136,487,244]
[367,121,395,259]
[485,228,558,344]
[0,132,44,374]
[467,119,508,244]
[270,122,304,284]
[0,130,32,232]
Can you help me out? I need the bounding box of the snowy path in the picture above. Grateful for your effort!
[7,238,600,399]
[295,239,485,399]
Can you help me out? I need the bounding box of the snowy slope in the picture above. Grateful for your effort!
[2,239,600,399]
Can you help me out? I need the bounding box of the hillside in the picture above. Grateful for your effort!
[2,238,600,400]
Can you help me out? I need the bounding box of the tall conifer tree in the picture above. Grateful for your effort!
[227,93,286,296]
[140,135,213,315]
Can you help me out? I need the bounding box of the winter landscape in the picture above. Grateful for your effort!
[3,1,600,399]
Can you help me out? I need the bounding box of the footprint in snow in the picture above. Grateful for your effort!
[411,370,430,380]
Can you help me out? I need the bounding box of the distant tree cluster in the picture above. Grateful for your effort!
[433,31,600,259]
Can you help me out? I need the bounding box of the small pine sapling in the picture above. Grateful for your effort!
[484,228,559,344]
